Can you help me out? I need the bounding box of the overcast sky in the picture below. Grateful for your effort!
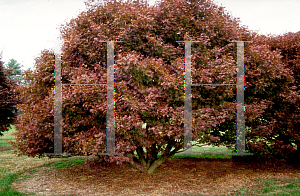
[0,0,299,72]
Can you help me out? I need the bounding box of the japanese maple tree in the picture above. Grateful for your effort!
[10,0,299,174]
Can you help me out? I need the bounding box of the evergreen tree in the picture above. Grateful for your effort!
[0,53,19,136]
[4,58,25,85]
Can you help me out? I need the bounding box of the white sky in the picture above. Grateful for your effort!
[0,0,299,72]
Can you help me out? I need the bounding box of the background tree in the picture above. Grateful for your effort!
[0,53,19,136]
[3,59,31,120]
[9,0,299,174]
[4,58,25,85]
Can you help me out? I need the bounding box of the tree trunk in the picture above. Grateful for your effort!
[146,154,170,175]
[136,146,147,167]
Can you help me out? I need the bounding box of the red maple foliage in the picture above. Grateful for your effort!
[242,31,300,163]
[9,0,300,174]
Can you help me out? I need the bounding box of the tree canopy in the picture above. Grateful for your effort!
[9,0,300,174]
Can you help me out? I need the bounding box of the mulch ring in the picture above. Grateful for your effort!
[11,157,300,196]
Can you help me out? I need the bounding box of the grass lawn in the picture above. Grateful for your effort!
[0,125,88,196]
[0,125,299,195]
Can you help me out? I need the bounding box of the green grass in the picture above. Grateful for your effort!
[1,125,300,196]
[0,173,35,196]
[228,177,300,196]
[0,125,34,196]
[43,159,85,170]
[0,125,32,195]
[174,177,300,196]
[129,141,235,160]
[0,125,15,151]
[0,125,87,196]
